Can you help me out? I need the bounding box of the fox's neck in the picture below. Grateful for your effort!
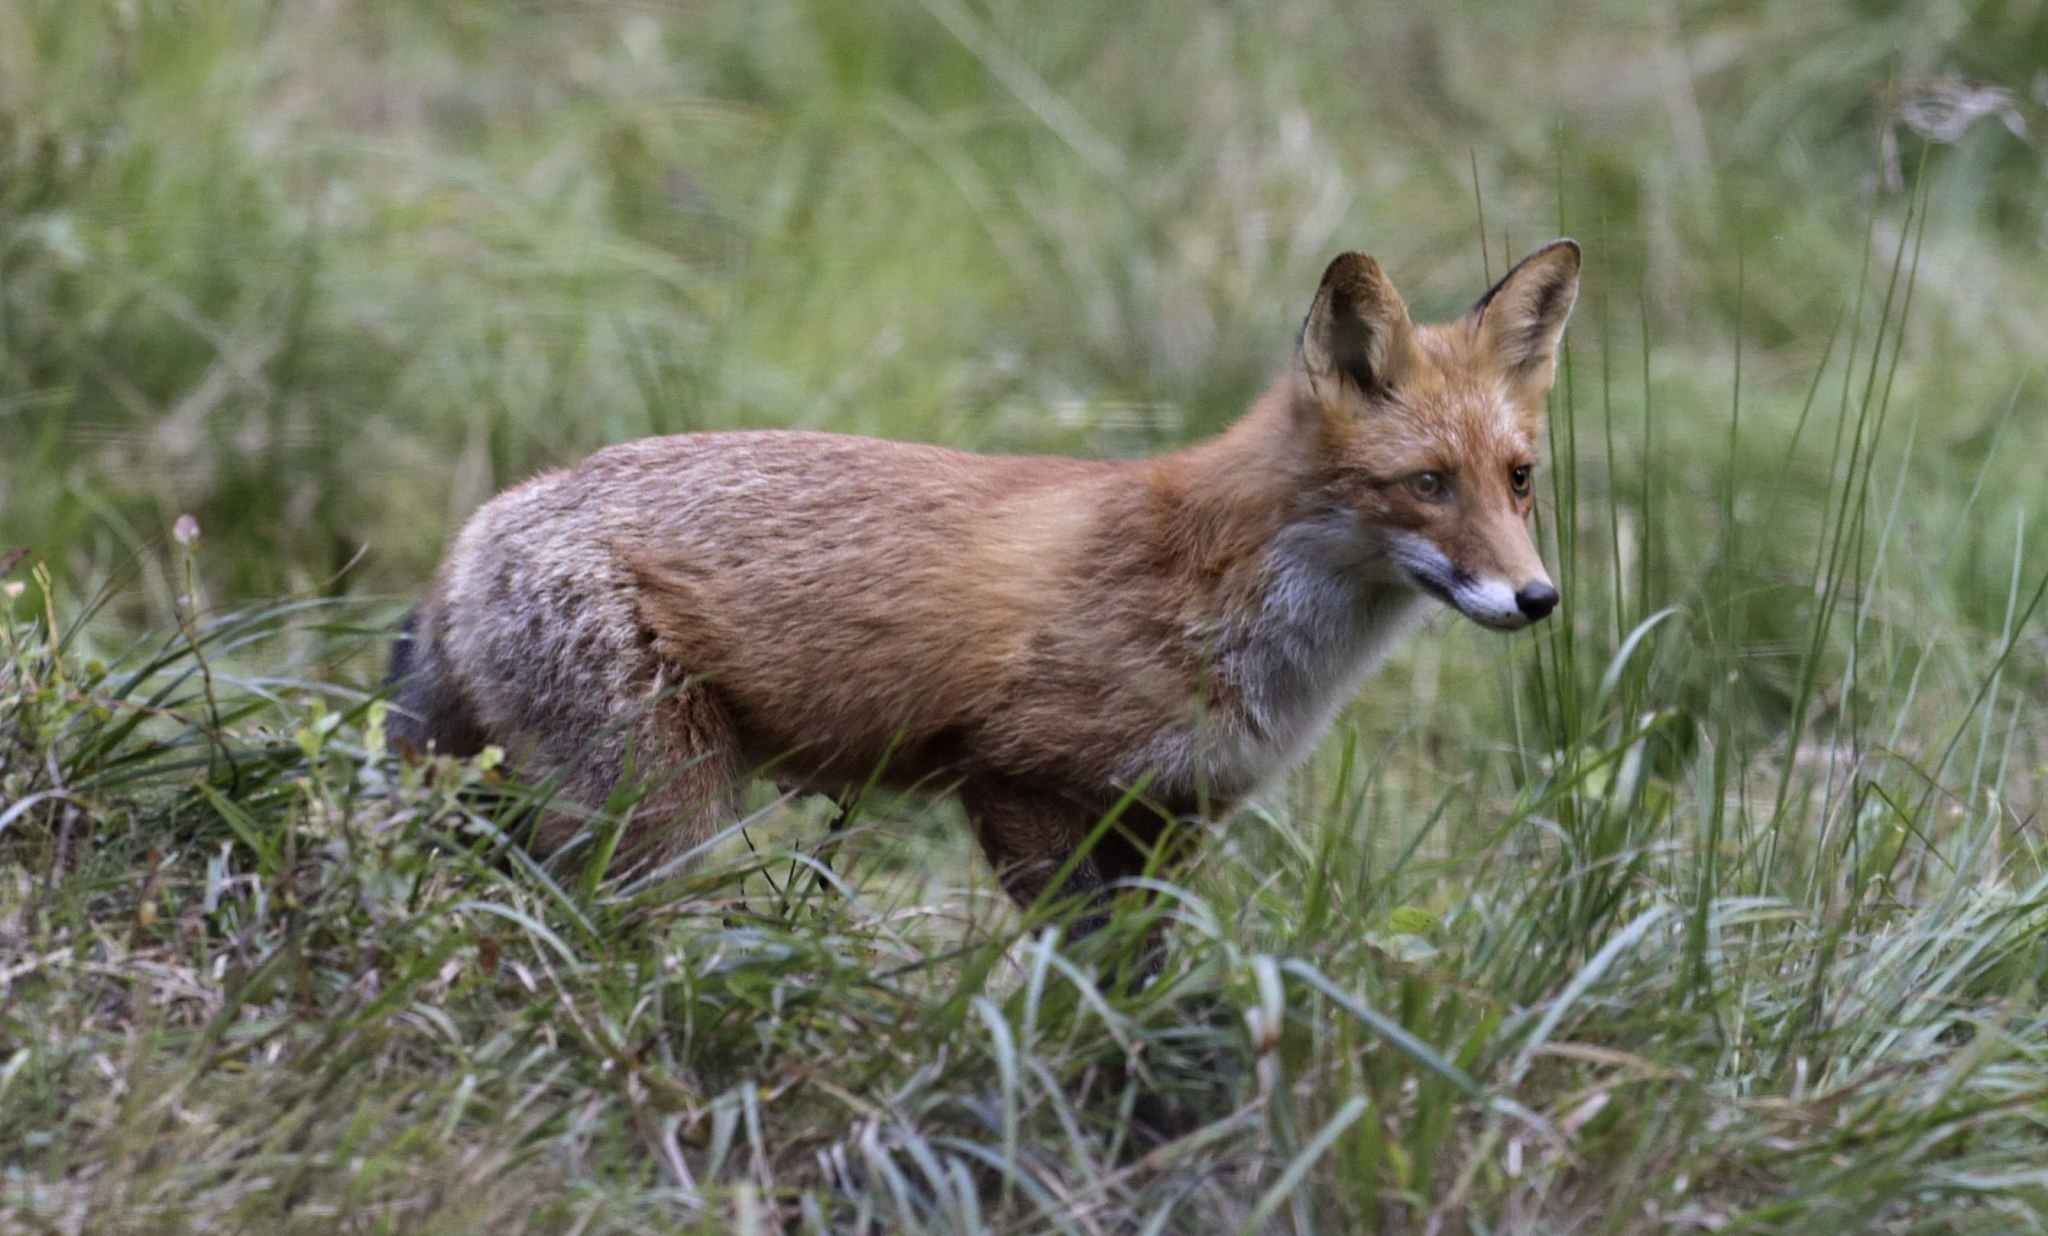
[1160,376,1400,596]
[1136,379,1430,791]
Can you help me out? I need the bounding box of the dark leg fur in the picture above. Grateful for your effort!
[960,779,1181,975]
[959,780,1111,918]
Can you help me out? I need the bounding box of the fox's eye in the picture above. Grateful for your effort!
[1510,465,1533,497]
[1409,471,1448,500]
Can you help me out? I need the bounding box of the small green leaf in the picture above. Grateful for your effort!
[1388,905,1437,936]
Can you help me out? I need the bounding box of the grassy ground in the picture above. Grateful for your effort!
[6,1,2048,1231]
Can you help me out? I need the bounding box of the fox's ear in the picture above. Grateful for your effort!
[1299,252,1415,399]
[1470,239,1581,389]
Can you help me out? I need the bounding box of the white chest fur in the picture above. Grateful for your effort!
[1121,511,1429,802]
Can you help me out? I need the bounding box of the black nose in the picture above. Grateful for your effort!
[1516,582,1559,622]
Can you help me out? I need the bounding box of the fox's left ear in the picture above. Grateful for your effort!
[1470,239,1581,390]
[1300,252,1416,400]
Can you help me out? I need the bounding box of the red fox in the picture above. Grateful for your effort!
[388,240,1579,928]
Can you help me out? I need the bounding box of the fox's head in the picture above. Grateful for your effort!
[1295,239,1581,630]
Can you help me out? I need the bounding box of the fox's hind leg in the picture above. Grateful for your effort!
[387,605,737,871]
[531,670,742,872]
[430,504,747,871]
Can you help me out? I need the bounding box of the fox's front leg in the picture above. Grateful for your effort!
[959,778,1171,960]
[960,780,1115,926]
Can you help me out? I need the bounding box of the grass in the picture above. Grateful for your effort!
[5,1,2048,1231]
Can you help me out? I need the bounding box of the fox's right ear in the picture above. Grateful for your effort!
[1299,252,1415,399]
[1470,239,1581,389]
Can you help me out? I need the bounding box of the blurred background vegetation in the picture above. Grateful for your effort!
[4,0,2044,624]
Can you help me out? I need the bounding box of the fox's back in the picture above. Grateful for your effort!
[434,430,1144,786]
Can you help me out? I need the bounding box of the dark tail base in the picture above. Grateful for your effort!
[385,609,420,689]
[385,607,487,758]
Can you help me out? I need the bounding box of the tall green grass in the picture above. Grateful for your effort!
[6,1,2048,1231]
